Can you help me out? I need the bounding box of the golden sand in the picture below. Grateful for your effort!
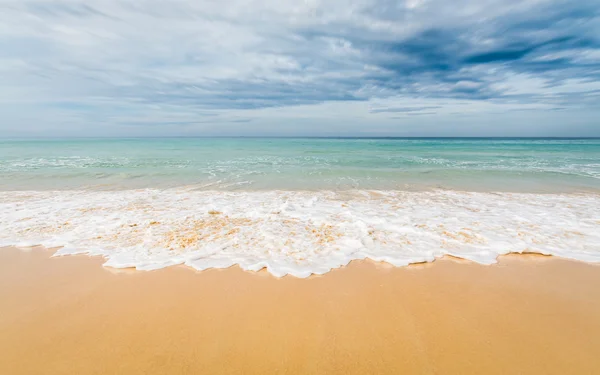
[1,247,599,375]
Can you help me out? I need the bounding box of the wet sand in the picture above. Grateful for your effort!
[1,246,600,375]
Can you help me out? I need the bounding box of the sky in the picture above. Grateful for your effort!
[1,0,599,137]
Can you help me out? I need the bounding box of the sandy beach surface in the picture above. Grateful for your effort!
[1,246,599,375]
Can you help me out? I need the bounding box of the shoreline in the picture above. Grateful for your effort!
[2,246,600,374]
[2,244,596,277]
[3,189,599,277]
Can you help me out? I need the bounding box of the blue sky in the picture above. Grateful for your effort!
[1,0,599,136]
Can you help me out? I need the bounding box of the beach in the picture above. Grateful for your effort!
[2,246,599,375]
[1,138,599,373]
[2,0,600,370]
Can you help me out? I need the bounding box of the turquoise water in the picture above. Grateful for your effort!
[1,138,599,192]
[2,138,600,276]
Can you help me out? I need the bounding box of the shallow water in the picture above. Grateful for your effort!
[1,138,599,192]
[1,189,599,277]
[1,138,599,276]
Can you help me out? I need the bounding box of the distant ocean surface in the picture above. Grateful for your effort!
[1,138,599,277]
[1,138,599,192]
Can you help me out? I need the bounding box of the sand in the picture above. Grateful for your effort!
[1,246,600,375]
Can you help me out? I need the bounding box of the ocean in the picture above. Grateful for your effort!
[1,137,600,192]
[1,137,599,276]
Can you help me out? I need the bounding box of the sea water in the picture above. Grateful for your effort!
[1,138,599,276]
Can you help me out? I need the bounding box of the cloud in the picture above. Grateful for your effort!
[0,0,599,136]
[370,106,441,113]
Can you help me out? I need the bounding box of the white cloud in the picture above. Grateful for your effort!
[0,0,598,136]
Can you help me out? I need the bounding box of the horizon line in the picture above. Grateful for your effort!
[2,136,600,140]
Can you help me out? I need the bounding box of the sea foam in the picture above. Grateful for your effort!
[1,189,599,277]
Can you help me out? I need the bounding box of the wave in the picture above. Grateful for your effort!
[1,189,599,277]
[2,155,599,183]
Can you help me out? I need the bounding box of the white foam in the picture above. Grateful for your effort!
[1,189,599,277]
